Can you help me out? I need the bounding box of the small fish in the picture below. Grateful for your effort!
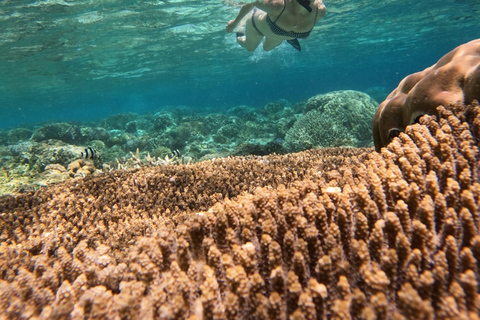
[171,149,181,158]
[81,146,98,160]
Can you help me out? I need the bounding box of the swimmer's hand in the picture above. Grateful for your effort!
[226,20,236,33]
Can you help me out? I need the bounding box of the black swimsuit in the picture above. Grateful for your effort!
[251,0,318,39]
[251,7,263,35]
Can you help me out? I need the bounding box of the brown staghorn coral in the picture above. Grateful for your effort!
[0,102,480,319]
[0,147,369,255]
[373,38,480,152]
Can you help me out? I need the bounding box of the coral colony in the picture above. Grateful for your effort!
[373,39,480,152]
[0,39,479,319]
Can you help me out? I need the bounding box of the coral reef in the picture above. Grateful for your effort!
[101,113,138,130]
[153,112,175,131]
[81,127,110,143]
[0,140,105,195]
[31,123,84,144]
[373,38,480,152]
[1,101,479,319]
[6,127,33,144]
[0,130,7,145]
[0,91,383,196]
[284,90,378,152]
[0,98,302,195]
[232,138,287,156]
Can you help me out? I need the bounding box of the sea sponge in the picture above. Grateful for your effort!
[0,102,479,319]
[284,90,378,151]
[373,38,480,151]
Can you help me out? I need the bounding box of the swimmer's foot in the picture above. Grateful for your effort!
[236,32,246,45]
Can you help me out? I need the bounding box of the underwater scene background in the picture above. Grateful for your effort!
[0,0,479,194]
[3,1,480,318]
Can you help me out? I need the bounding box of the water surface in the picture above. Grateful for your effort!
[0,0,478,128]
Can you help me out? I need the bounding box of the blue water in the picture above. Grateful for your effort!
[0,0,478,128]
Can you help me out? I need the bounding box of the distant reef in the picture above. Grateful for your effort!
[0,90,377,196]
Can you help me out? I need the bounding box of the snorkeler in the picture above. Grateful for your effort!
[226,0,326,52]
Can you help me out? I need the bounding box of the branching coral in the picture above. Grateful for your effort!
[0,102,480,319]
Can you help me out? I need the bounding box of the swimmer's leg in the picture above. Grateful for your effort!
[237,12,263,52]
[262,37,284,51]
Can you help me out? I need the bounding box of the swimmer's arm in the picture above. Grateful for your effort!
[253,0,282,13]
[226,1,280,32]
[226,3,256,32]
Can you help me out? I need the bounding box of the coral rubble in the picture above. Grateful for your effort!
[1,102,480,319]
[373,38,480,152]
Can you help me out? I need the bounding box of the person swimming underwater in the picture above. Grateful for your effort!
[226,0,326,52]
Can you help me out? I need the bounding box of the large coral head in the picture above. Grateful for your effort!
[373,38,480,152]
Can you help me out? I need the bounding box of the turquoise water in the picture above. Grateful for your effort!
[0,0,479,128]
